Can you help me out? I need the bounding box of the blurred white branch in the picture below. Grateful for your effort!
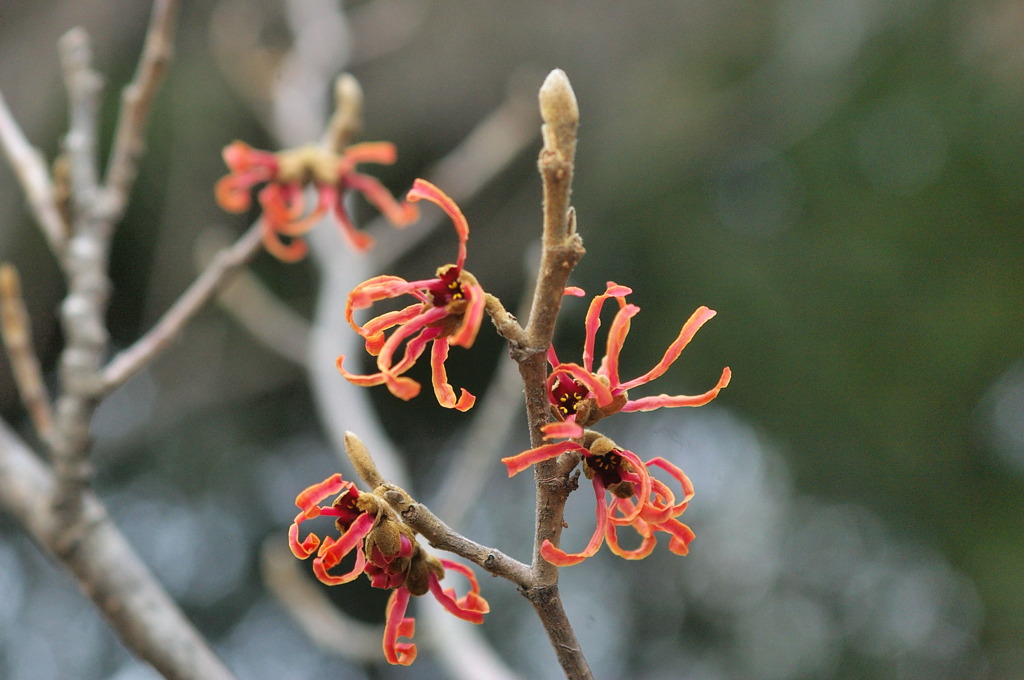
[0,419,238,680]
[260,537,383,663]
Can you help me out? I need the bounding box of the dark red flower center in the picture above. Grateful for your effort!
[331,488,363,531]
[550,376,588,418]
[428,267,465,307]
[585,450,624,488]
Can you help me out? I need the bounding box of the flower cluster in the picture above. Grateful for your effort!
[543,281,731,440]
[272,83,733,667]
[289,472,489,665]
[337,178,485,411]
[498,282,730,564]
[502,433,696,565]
[215,140,417,261]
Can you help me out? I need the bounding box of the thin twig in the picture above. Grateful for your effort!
[0,264,55,440]
[0,419,240,680]
[101,222,264,395]
[516,69,592,680]
[380,484,533,587]
[103,0,178,221]
[0,90,68,255]
[194,226,309,366]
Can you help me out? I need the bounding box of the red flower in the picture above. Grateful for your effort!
[500,436,696,566]
[337,179,485,411]
[289,473,489,666]
[215,140,417,261]
[543,281,731,440]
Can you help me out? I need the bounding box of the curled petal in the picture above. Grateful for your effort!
[222,140,277,174]
[604,522,658,561]
[406,179,469,270]
[429,560,490,624]
[601,303,640,389]
[288,512,321,559]
[344,171,419,228]
[582,282,631,373]
[329,182,376,252]
[360,307,423,355]
[288,473,351,558]
[548,362,615,409]
[258,183,308,234]
[539,477,608,567]
[260,225,308,262]
[618,305,719,391]
[647,457,695,506]
[659,517,696,555]
[541,420,584,440]
[294,473,346,514]
[347,275,420,315]
[214,174,256,213]
[564,286,586,297]
[610,448,652,524]
[501,441,584,477]
[338,140,399,170]
[430,338,476,411]
[383,588,417,666]
[621,365,731,413]
[448,280,485,348]
[311,512,375,585]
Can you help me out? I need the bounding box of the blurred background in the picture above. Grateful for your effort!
[2,0,1023,678]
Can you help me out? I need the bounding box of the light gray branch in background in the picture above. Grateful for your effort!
[0,420,239,680]
[0,89,68,256]
[260,537,383,664]
[103,0,177,222]
[273,3,530,678]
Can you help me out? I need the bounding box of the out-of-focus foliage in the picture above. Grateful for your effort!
[1,0,1023,678]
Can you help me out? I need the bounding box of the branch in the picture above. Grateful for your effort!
[380,485,533,587]
[0,89,68,255]
[0,419,239,680]
[515,69,592,680]
[0,264,55,441]
[103,0,178,220]
[100,221,264,395]
[519,69,585,571]
[51,27,110,521]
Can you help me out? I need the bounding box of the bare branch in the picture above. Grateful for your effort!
[195,226,310,366]
[101,222,264,395]
[58,27,103,222]
[519,68,586,572]
[514,69,593,680]
[0,90,68,255]
[0,264,55,440]
[0,419,239,680]
[103,0,178,220]
[51,27,109,521]
[379,485,534,588]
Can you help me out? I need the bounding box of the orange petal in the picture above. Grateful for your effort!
[383,588,417,666]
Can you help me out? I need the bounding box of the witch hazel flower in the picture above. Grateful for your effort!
[501,433,696,566]
[543,281,732,440]
[215,140,418,261]
[289,472,489,665]
[337,178,485,411]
